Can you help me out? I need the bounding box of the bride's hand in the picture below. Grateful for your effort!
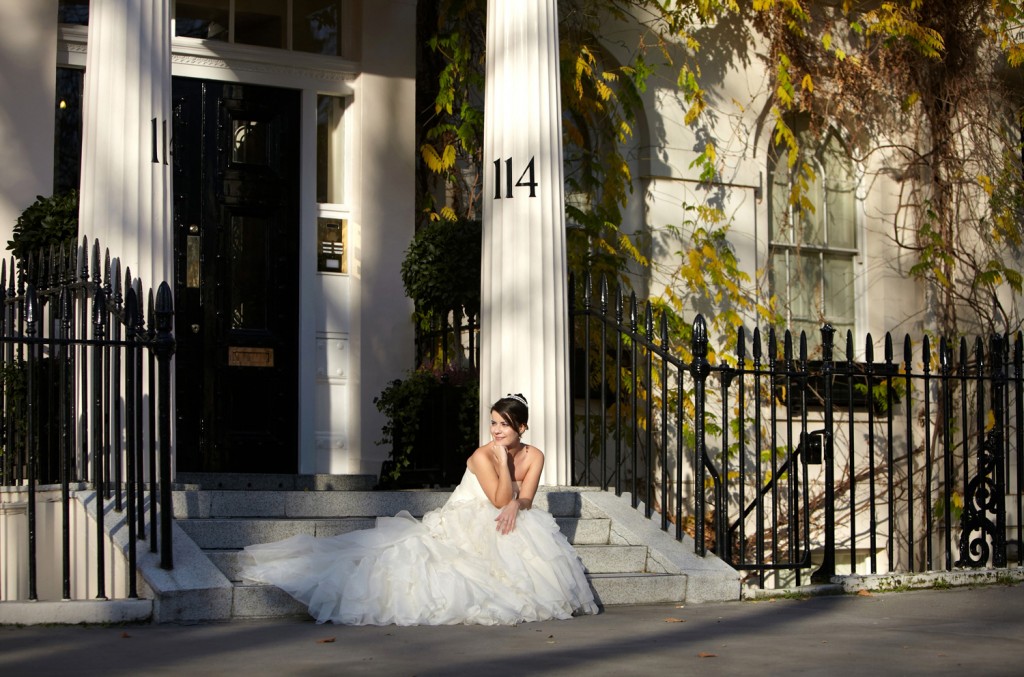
[495,502,519,534]
[490,441,509,464]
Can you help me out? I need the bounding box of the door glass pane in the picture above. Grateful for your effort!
[231,120,269,166]
[230,215,268,330]
[317,95,347,204]
[236,0,287,49]
[294,0,342,56]
[175,0,230,41]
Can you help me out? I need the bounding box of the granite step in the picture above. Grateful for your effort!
[207,542,652,582]
[177,516,612,550]
[229,570,688,619]
[166,483,706,617]
[172,489,583,519]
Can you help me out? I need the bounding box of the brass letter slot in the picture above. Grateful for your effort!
[228,346,274,367]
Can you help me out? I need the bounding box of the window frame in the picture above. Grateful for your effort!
[767,117,863,349]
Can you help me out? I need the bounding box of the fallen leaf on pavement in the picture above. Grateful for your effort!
[317,637,336,644]
[663,618,686,623]
[698,652,717,658]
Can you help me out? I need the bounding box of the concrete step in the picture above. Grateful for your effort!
[172,489,584,520]
[175,472,379,491]
[575,544,649,574]
[208,542,652,582]
[178,517,378,549]
[179,516,612,550]
[229,570,686,619]
[586,573,688,606]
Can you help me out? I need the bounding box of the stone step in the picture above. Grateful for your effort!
[207,542,651,582]
[229,571,686,620]
[586,573,688,606]
[175,472,379,491]
[179,516,612,550]
[573,544,650,574]
[172,489,585,520]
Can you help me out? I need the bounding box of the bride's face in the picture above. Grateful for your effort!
[490,414,521,445]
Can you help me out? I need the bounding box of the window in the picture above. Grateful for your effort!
[58,0,89,25]
[768,117,858,346]
[54,67,85,195]
[316,95,348,204]
[173,0,347,56]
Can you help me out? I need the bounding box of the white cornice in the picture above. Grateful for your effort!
[57,24,358,84]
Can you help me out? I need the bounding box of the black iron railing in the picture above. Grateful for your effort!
[570,272,1023,586]
[0,237,175,602]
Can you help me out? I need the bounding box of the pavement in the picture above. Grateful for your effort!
[1,583,1023,676]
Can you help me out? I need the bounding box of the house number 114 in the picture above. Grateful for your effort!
[492,156,538,199]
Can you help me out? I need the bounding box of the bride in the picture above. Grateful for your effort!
[241,394,599,626]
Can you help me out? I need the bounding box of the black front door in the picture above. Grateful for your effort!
[172,78,300,473]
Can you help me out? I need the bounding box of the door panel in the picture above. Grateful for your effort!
[173,78,300,473]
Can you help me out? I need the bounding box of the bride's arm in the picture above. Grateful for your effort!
[494,448,545,534]
[468,445,515,509]
[515,447,545,510]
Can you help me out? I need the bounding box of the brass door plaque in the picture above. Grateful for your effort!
[228,346,274,367]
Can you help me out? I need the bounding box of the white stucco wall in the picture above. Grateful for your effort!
[619,14,924,354]
[0,0,59,252]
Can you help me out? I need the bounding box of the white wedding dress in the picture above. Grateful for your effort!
[240,468,599,626]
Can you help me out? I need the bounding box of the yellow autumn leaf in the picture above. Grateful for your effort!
[420,144,443,172]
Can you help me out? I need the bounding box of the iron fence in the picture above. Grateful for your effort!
[570,273,1023,586]
[0,237,175,602]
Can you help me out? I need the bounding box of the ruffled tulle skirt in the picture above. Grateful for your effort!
[240,469,599,626]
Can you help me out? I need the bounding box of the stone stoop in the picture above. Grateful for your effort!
[160,476,740,622]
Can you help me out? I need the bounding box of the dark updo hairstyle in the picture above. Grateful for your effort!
[492,393,529,432]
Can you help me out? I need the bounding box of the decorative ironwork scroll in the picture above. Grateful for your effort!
[957,429,1006,567]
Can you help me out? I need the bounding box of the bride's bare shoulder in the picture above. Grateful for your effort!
[467,445,492,469]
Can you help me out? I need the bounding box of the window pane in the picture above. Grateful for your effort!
[58,0,89,25]
[824,135,857,248]
[231,119,269,166]
[769,249,788,309]
[799,163,825,246]
[54,67,84,195]
[175,0,230,41]
[823,255,855,325]
[790,251,820,324]
[294,0,342,56]
[769,155,793,245]
[236,0,287,49]
[316,95,347,204]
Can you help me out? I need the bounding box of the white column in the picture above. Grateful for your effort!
[482,0,571,485]
[79,0,173,289]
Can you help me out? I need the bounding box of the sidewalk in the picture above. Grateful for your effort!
[2,583,1022,676]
